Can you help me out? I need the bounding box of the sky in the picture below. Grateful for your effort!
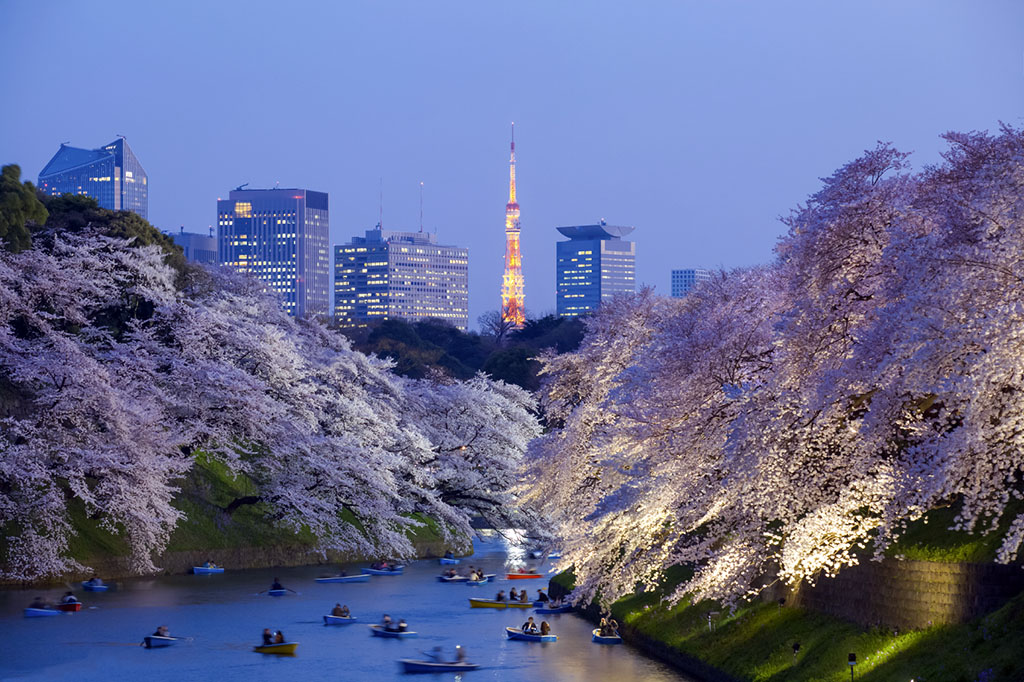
[2,1,1023,327]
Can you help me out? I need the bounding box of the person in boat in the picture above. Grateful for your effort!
[87,575,104,586]
[269,578,284,591]
[273,630,285,644]
[455,645,466,663]
[152,625,170,637]
[607,618,619,635]
[495,590,506,602]
[536,589,549,602]
[60,591,79,604]
[262,628,274,646]
[444,550,454,559]
[381,614,394,630]
[425,645,444,662]
[540,620,551,635]
[28,596,48,609]
[521,616,539,634]
[509,587,519,601]
[204,559,217,568]
[331,603,345,617]
[599,617,610,636]
[397,618,408,632]
[519,589,530,603]
[445,568,457,578]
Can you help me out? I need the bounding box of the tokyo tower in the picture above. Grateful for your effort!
[501,124,525,327]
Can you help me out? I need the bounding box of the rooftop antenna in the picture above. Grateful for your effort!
[419,181,424,232]
[234,182,249,191]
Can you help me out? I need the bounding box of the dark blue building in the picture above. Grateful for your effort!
[38,138,148,220]
[556,221,636,317]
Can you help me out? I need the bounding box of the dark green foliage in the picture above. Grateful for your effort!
[0,165,47,253]
[38,193,186,276]
[343,314,584,391]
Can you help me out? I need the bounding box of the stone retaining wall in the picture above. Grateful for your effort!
[781,559,1024,629]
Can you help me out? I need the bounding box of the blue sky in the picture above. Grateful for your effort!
[2,1,1022,326]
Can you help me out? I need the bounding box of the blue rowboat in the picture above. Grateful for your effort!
[505,626,556,642]
[143,635,178,648]
[361,566,404,576]
[192,566,224,574]
[24,608,59,618]
[323,614,357,625]
[399,659,481,673]
[535,605,572,614]
[369,624,417,638]
[82,582,109,592]
[437,575,469,583]
[439,557,460,565]
[592,629,622,644]
[267,589,288,597]
[315,574,370,583]
[484,574,497,582]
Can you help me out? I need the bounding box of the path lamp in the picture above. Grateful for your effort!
[848,652,857,680]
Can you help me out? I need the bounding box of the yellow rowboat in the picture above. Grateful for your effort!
[253,642,298,655]
[468,598,534,609]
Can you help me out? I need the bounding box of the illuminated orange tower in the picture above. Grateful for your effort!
[501,124,526,327]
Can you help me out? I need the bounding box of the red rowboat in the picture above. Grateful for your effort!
[56,602,82,612]
[506,573,542,580]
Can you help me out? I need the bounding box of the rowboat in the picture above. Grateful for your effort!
[484,574,497,582]
[437,575,469,583]
[143,635,178,648]
[506,573,542,580]
[399,659,481,673]
[369,624,417,638]
[56,602,82,612]
[439,557,460,565]
[253,642,299,655]
[315,574,370,583]
[535,604,572,614]
[82,582,109,592]
[592,629,623,644]
[361,566,405,576]
[468,598,533,609]
[505,626,556,642]
[323,614,357,625]
[23,608,59,618]
[192,566,224,574]
[267,589,288,597]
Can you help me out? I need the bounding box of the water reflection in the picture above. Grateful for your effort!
[0,535,689,681]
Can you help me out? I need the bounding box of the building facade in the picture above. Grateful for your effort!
[671,268,712,297]
[555,221,636,318]
[170,228,218,265]
[217,187,330,318]
[334,227,469,330]
[38,138,148,219]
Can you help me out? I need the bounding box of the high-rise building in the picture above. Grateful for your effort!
[170,227,218,265]
[218,187,330,318]
[38,138,148,219]
[334,227,469,330]
[671,268,712,297]
[555,221,636,318]
[501,125,525,327]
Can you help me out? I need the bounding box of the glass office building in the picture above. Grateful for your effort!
[334,227,469,330]
[38,138,148,220]
[170,228,218,265]
[555,221,636,318]
[218,188,330,318]
[671,268,712,297]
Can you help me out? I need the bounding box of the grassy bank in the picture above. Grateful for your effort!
[552,508,1024,682]
[553,567,1024,682]
[11,455,455,583]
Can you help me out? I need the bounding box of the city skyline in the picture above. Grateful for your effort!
[2,1,1022,327]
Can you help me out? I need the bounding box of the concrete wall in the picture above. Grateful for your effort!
[782,559,1024,629]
